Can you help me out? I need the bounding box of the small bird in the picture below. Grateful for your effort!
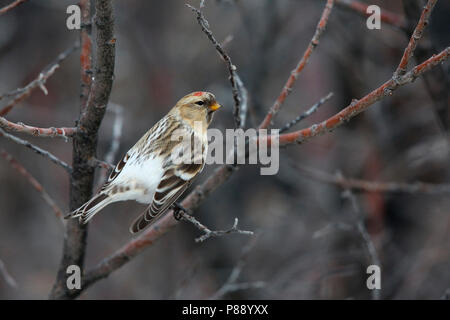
[65,91,221,233]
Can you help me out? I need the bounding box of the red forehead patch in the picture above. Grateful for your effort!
[193,91,204,96]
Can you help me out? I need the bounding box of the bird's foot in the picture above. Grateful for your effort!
[172,202,189,221]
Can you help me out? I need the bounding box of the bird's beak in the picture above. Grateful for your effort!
[209,103,221,112]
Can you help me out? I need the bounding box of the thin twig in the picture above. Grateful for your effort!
[259,0,335,129]
[0,128,72,172]
[177,210,253,243]
[0,149,64,222]
[280,92,333,133]
[0,0,28,16]
[0,42,80,116]
[187,3,242,128]
[335,0,407,30]
[394,0,437,77]
[292,163,450,194]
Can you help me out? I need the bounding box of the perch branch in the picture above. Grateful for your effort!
[67,1,447,298]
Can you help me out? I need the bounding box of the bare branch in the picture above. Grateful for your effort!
[0,0,28,16]
[177,210,253,243]
[0,149,64,221]
[259,0,335,129]
[279,92,333,133]
[187,3,243,128]
[0,128,72,172]
[272,47,450,146]
[0,42,80,116]
[0,116,77,139]
[341,188,381,300]
[395,0,438,77]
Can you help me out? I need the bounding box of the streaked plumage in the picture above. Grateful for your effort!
[65,91,221,233]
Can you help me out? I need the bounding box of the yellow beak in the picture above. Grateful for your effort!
[209,103,221,112]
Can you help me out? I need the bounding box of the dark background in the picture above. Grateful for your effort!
[0,0,449,299]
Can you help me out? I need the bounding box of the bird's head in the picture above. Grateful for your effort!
[171,91,221,127]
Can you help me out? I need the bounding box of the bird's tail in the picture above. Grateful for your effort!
[65,193,112,224]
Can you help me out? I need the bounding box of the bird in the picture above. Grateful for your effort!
[65,91,221,233]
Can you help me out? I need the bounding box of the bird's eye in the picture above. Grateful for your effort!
[195,101,205,106]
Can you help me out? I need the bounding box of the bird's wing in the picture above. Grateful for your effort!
[130,163,203,233]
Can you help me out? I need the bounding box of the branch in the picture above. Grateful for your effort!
[178,211,253,243]
[279,92,333,133]
[341,188,380,300]
[293,164,450,194]
[394,0,437,77]
[335,0,407,30]
[0,149,64,221]
[96,102,124,187]
[0,42,80,116]
[69,1,447,298]
[0,128,72,172]
[50,0,115,300]
[0,116,77,139]
[259,0,335,129]
[0,0,28,16]
[187,3,243,128]
[273,47,450,146]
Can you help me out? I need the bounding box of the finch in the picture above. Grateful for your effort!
[65,91,221,233]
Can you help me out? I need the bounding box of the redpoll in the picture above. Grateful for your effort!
[65,91,221,233]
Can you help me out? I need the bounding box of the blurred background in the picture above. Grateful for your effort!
[0,0,449,299]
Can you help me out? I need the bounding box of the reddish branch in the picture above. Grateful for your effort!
[259,0,335,130]
[271,47,449,146]
[335,0,406,29]
[0,0,28,16]
[395,0,437,76]
[0,149,64,220]
[0,116,77,138]
[50,0,115,300]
